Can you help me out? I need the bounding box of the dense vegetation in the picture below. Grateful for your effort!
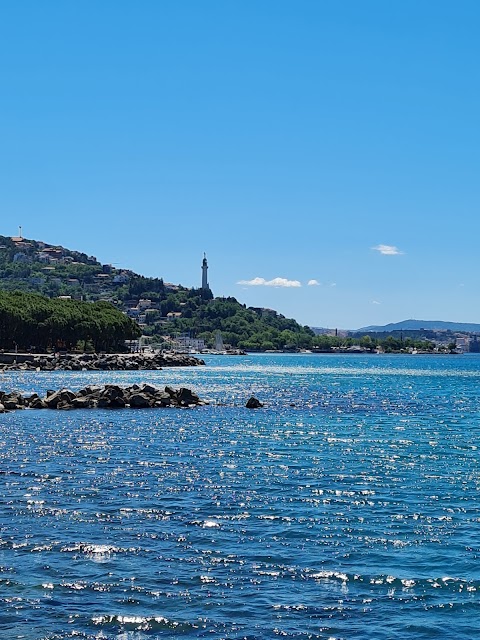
[0,291,140,352]
[138,286,315,350]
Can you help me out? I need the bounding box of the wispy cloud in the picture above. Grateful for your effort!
[307,279,320,286]
[372,244,404,256]
[372,300,381,305]
[237,276,302,288]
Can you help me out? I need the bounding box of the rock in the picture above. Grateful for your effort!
[45,389,76,409]
[2,393,24,410]
[71,396,90,408]
[129,393,152,408]
[246,396,263,409]
[3,399,20,410]
[0,384,204,411]
[177,387,201,406]
[56,400,73,410]
[29,397,47,409]
[140,383,159,396]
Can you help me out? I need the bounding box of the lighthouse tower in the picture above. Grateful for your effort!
[201,253,209,290]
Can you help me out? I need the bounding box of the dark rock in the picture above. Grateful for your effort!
[29,397,47,409]
[3,399,22,410]
[246,396,264,409]
[56,400,73,410]
[140,383,159,395]
[45,389,76,409]
[72,396,94,409]
[129,393,152,408]
[155,392,172,406]
[177,387,201,406]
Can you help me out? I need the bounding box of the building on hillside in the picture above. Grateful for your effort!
[113,273,130,284]
[455,335,471,353]
[13,241,33,250]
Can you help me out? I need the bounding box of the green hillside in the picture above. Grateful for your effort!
[0,235,314,350]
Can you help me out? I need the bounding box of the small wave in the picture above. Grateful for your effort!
[90,614,199,632]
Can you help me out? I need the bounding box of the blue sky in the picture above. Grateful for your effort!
[1,1,479,329]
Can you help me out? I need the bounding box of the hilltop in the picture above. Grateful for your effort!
[0,235,315,351]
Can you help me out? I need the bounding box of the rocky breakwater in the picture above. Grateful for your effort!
[0,352,204,372]
[0,384,206,412]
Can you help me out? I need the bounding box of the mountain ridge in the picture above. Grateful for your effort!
[356,319,480,333]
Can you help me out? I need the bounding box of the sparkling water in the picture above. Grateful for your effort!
[1,354,480,639]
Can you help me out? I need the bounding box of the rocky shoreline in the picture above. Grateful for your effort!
[0,383,207,412]
[0,352,204,371]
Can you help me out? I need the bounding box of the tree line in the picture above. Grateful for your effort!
[0,291,140,352]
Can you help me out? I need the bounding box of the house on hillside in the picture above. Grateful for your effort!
[113,273,130,284]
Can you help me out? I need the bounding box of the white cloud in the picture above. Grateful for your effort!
[237,276,302,288]
[372,244,404,256]
[330,282,337,287]
[307,279,320,286]
[372,300,381,305]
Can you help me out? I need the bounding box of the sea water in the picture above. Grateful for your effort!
[1,353,480,639]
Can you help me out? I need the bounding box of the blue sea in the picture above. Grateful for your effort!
[1,353,480,639]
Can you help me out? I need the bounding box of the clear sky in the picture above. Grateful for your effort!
[1,1,479,329]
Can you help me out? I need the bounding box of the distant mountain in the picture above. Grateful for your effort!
[310,327,332,335]
[356,319,480,333]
